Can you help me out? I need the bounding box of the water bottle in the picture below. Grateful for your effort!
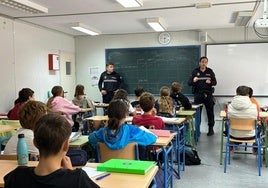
[17,133,28,165]
[82,96,87,108]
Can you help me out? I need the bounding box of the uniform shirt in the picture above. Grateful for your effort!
[132,114,165,129]
[188,67,217,94]
[98,71,123,92]
[4,166,99,188]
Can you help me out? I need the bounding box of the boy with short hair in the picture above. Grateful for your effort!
[132,92,165,129]
[4,114,99,188]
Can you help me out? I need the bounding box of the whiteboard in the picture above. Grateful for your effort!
[206,43,268,96]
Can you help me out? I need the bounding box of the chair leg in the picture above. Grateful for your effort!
[257,142,261,176]
[224,143,229,173]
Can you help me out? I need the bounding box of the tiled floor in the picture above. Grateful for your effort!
[174,120,268,188]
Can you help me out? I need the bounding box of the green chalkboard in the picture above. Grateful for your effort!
[105,46,201,94]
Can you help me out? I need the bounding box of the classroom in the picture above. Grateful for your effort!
[1,0,268,187]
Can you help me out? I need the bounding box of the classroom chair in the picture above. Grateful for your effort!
[224,118,262,176]
[96,142,139,163]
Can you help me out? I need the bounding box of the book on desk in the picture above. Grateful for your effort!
[97,159,155,175]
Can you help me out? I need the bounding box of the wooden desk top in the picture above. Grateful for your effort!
[191,104,203,109]
[85,115,108,121]
[160,117,186,125]
[176,110,196,116]
[220,110,268,118]
[94,103,109,108]
[69,136,88,148]
[0,125,21,133]
[0,161,158,188]
[154,132,177,146]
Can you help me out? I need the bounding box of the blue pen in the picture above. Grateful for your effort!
[95,173,111,180]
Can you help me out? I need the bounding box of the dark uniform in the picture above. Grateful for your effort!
[188,67,217,129]
[170,92,192,110]
[98,71,123,103]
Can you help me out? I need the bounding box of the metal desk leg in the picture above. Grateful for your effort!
[195,106,201,143]
[163,143,174,188]
[220,118,225,165]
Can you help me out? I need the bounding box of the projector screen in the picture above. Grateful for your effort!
[206,43,268,96]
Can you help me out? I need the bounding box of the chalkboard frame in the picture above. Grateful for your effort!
[105,45,201,95]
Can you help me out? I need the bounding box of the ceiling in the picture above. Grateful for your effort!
[0,0,264,36]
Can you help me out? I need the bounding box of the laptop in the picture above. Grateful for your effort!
[97,159,155,175]
[149,129,171,137]
[69,132,82,142]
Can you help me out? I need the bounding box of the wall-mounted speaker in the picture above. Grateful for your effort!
[199,32,207,43]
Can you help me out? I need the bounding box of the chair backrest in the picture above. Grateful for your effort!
[229,118,256,131]
[1,120,21,126]
[97,142,138,163]
[0,154,17,160]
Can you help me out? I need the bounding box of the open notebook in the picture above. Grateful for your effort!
[69,132,82,142]
[97,159,155,175]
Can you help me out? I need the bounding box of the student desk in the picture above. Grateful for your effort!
[219,111,268,167]
[0,125,21,133]
[0,160,158,188]
[94,103,109,115]
[85,115,108,131]
[191,104,203,143]
[152,132,177,188]
[176,110,196,146]
[69,136,88,149]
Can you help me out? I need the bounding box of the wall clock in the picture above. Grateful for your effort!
[158,32,171,45]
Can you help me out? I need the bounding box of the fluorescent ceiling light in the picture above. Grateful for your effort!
[116,0,143,8]
[235,11,253,26]
[195,2,212,9]
[146,17,166,32]
[71,22,100,35]
[0,0,48,13]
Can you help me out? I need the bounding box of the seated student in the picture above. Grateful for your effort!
[131,87,144,109]
[132,92,165,129]
[7,88,35,120]
[88,99,157,150]
[4,114,99,188]
[170,82,192,110]
[228,85,258,138]
[72,84,96,134]
[4,101,47,155]
[47,86,82,129]
[112,89,136,116]
[155,86,175,117]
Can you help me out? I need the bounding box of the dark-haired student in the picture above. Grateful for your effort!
[4,113,99,188]
[170,82,192,110]
[132,92,165,129]
[88,99,157,150]
[131,87,145,109]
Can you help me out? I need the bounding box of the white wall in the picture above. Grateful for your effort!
[0,16,75,112]
[75,27,268,119]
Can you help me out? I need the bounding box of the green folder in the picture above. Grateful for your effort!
[97,159,155,175]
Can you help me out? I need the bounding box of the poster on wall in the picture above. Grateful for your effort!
[89,67,99,87]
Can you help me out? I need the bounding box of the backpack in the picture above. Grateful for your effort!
[181,145,201,165]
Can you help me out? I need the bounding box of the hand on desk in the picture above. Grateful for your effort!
[81,108,92,113]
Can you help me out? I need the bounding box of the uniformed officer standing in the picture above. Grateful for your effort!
[98,62,123,104]
[188,56,217,136]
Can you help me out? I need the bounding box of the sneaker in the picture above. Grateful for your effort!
[207,127,214,136]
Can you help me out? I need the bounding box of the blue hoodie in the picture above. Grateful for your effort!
[88,124,157,150]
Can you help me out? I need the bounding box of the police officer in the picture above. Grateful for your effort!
[188,56,217,136]
[98,62,123,104]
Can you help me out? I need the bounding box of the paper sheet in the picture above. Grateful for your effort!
[82,166,106,178]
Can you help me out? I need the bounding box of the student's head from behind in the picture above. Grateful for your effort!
[134,87,144,97]
[113,89,129,102]
[236,85,250,96]
[160,86,170,97]
[171,82,181,93]
[139,92,155,112]
[15,88,35,104]
[51,86,64,97]
[74,84,85,97]
[34,114,72,158]
[18,101,47,130]
[106,62,114,74]
[248,87,253,98]
[107,100,128,130]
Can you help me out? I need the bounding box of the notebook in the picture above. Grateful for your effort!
[97,159,155,175]
[149,129,171,137]
[69,132,82,142]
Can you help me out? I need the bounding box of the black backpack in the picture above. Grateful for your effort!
[181,145,201,165]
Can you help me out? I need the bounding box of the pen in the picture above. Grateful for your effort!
[95,173,111,180]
